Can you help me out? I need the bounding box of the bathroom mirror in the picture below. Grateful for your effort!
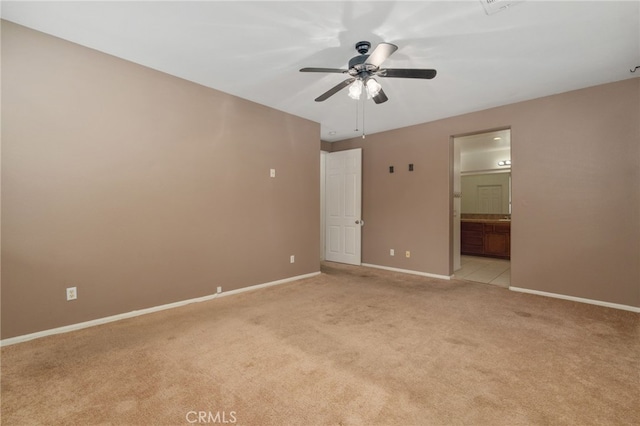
[461,172,511,214]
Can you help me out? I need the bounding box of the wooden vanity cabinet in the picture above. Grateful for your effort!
[461,221,510,259]
[483,223,510,259]
[460,222,484,255]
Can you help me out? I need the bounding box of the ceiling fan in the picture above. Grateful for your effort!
[300,41,437,104]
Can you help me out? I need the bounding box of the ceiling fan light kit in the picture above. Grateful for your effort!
[348,79,363,99]
[347,78,382,100]
[365,79,382,98]
[300,40,437,105]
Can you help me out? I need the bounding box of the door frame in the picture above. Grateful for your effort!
[450,127,512,275]
[320,150,328,261]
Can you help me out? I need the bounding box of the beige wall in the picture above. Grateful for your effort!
[1,22,320,339]
[320,141,333,152]
[332,78,640,308]
[2,21,638,341]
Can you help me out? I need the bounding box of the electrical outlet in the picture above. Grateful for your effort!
[290,255,295,263]
[66,287,77,301]
[217,286,222,294]
[270,168,276,178]
[390,249,395,256]
[405,251,411,258]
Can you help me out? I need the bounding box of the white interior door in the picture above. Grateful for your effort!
[320,151,327,261]
[453,138,461,271]
[325,148,362,265]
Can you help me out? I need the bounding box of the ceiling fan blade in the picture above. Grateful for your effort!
[300,67,348,74]
[314,78,356,102]
[372,88,388,104]
[379,68,437,79]
[366,42,398,67]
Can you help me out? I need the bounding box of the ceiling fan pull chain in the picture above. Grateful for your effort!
[354,99,359,132]
[362,95,366,139]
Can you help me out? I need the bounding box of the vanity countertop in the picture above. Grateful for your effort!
[461,218,511,223]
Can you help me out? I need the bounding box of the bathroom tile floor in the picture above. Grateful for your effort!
[455,255,510,287]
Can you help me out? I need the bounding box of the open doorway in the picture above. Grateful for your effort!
[452,129,511,287]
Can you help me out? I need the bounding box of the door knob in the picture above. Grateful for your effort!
[355,220,360,224]
[355,219,364,226]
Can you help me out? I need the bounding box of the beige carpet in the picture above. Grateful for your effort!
[2,262,639,425]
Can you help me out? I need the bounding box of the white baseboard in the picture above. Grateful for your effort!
[362,263,452,280]
[509,286,640,313]
[0,271,321,347]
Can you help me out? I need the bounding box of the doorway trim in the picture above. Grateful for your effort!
[450,127,512,276]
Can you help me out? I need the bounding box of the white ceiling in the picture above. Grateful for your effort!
[457,129,511,172]
[457,129,510,154]
[2,1,639,142]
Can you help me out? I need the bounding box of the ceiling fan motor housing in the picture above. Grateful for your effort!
[348,55,378,78]
[348,54,368,69]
